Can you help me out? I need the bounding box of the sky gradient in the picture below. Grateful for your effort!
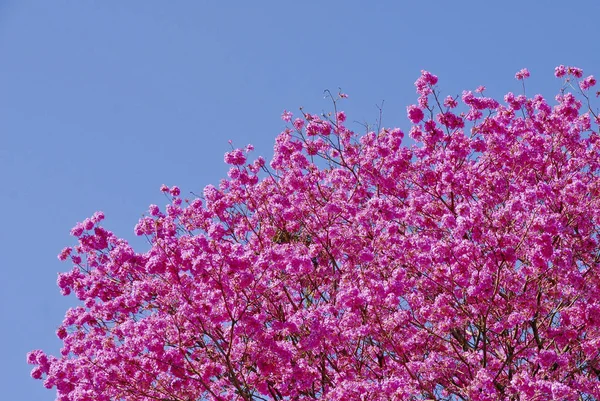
[1,1,599,400]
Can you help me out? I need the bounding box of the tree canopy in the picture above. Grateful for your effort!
[29,66,600,400]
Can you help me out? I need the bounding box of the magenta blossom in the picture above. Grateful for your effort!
[407,104,425,123]
[515,68,530,80]
[30,67,600,401]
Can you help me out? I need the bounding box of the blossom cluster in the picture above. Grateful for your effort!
[29,67,600,400]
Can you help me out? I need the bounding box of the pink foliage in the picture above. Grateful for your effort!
[29,67,600,400]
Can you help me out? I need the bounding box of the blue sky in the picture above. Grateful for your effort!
[1,1,599,400]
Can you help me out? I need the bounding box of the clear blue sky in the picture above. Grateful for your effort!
[1,1,598,400]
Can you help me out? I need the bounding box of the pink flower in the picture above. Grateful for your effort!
[30,367,43,379]
[555,64,567,78]
[579,75,596,90]
[57,247,72,261]
[224,149,246,166]
[148,204,160,216]
[70,223,84,237]
[444,96,458,108]
[293,118,304,131]
[56,327,68,340]
[475,85,486,93]
[421,70,438,85]
[407,105,425,123]
[83,218,94,230]
[515,68,530,80]
[567,66,583,78]
[281,110,293,122]
[414,70,438,96]
[438,112,464,129]
[91,211,105,223]
[170,186,181,196]
[27,350,42,365]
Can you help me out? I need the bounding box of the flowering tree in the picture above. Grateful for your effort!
[29,66,600,401]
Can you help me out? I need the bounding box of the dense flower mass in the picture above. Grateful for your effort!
[29,67,600,401]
